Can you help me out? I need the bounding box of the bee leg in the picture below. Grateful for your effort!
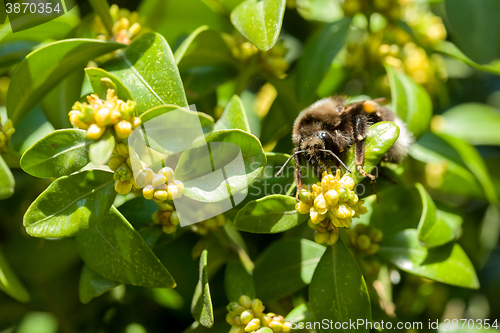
[355,140,377,181]
[294,149,303,201]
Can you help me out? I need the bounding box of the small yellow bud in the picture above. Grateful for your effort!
[151,211,160,224]
[366,243,380,255]
[132,116,141,128]
[327,232,339,245]
[295,201,311,215]
[95,107,112,126]
[170,212,180,225]
[325,190,339,206]
[314,232,329,244]
[173,179,184,196]
[129,22,141,36]
[357,234,371,250]
[134,171,148,188]
[5,127,15,138]
[114,120,133,139]
[348,194,359,206]
[108,156,125,171]
[269,320,283,332]
[152,174,167,189]
[371,229,383,243]
[154,189,169,201]
[162,224,177,234]
[321,174,335,192]
[310,207,325,224]
[282,322,292,333]
[143,185,154,200]
[240,310,254,325]
[167,183,179,199]
[298,188,313,204]
[239,295,252,308]
[314,193,328,215]
[245,318,261,332]
[226,313,235,326]
[260,314,272,327]
[2,119,13,132]
[87,124,105,140]
[233,316,242,326]
[114,180,132,195]
[251,299,263,316]
[159,166,175,183]
[340,175,355,190]
[332,203,353,219]
[116,144,128,156]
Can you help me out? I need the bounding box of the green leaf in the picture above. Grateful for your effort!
[0,40,38,69]
[88,0,114,36]
[416,183,459,248]
[174,25,209,64]
[89,130,115,165]
[434,103,500,146]
[23,170,116,238]
[103,32,188,115]
[79,265,120,304]
[386,65,432,137]
[344,122,400,184]
[297,18,351,103]
[445,0,500,64]
[285,303,313,323]
[176,129,266,202]
[435,41,500,76]
[224,259,255,302]
[230,0,286,51]
[437,133,498,203]
[0,248,30,303]
[139,105,214,132]
[234,195,309,233]
[85,68,133,101]
[20,129,91,179]
[309,239,371,333]
[6,39,125,125]
[0,155,15,200]
[76,206,176,288]
[409,133,485,199]
[40,69,84,129]
[254,238,326,300]
[379,229,479,289]
[191,249,214,328]
[213,95,251,132]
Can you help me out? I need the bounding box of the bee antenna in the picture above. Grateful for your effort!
[319,149,352,173]
[275,151,305,177]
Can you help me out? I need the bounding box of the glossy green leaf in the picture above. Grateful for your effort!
[191,249,214,328]
[379,229,479,289]
[434,103,500,146]
[416,183,459,248]
[89,130,115,165]
[0,155,15,200]
[0,248,30,303]
[20,129,91,179]
[10,105,55,156]
[309,239,371,332]
[297,18,351,103]
[174,25,209,64]
[435,41,500,76]
[40,69,84,129]
[139,105,214,132]
[79,265,120,304]
[285,303,313,324]
[23,170,116,238]
[85,68,133,101]
[0,40,38,69]
[76,206,176,288]
[296,0,343,22]
[224,259,255,302]
[234,195,309,233]
[102,32,188,115]
[79,223,163,303]
[254,238,326,300]
[230,0,286,51]
[437,133,498,203]
[176,129,266,202]
[410,133,485,199]
[344,122,400,184]
[445,0,500,64]
[213,95,251,132]
[355,185,421,238]
[6,39,125,125]
[386,65,432,137]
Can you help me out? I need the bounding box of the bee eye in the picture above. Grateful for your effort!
[317,130,334,151]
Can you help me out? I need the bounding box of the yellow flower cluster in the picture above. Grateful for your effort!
[95,4,142,45]
[296,170,367,226]
[308,219,340,246]
[347,224,383,255]
[189,215,226,235]
[0,116,15,154]
[227,296,292,333]
[152,202,180,234]
[136,166,184,202]
[223,34,290,78]
[69,89,141,140]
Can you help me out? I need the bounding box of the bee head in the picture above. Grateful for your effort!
[300,130,337,166]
